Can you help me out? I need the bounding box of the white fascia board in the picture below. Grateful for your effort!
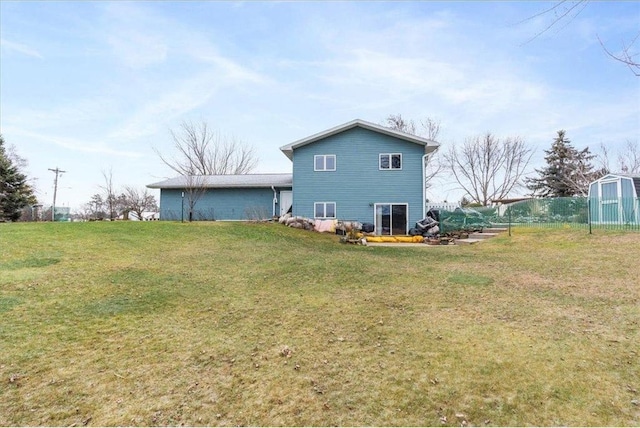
[279,119,439,160]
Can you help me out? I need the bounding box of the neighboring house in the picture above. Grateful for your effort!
[588,173,640,224]
[147,174,293,221]
[120,211,160,221]
[148,119,439,234]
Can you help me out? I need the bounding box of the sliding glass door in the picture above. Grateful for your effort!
[374,203,408,235]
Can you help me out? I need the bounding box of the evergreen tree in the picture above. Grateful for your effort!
[526,130,599,197]
[0,135,36,221]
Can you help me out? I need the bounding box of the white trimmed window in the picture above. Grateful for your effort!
[379,153,402,170]
[314,154,336,171]
[314,202,336,218]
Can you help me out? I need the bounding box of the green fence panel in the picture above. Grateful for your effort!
[478,197,640,231]
[431,207,492,234]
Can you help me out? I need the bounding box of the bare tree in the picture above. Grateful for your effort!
[519,0,589,45]
[99,169,118,220]
[183,175,207,222]
[561,155,605,196]
[420,117,441,141]
[598,140,640,174]
[155,121,258,222]
[618,140,640,174]
[417,117,444,190]
[124,186,158,220]
[599,33,640,77]
[384,114,443,187]
[157,120,258,176]
[444,133,534,205]
[385,114,416,135]
[520,1,639,76]
[72,206,91,222]
[598,143,612,174]
[98,169,129,220]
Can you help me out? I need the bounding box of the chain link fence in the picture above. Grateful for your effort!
[473,197,640,231]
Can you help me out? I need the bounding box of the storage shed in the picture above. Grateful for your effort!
[588,174,640,224]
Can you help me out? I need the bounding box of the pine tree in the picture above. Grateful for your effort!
[0,135,36,221]
[526,130,599,197]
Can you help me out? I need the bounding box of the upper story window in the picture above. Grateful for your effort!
[314,154,336,171]
[379,153,402,170]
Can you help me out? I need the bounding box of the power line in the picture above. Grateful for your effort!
[48,167,66,221]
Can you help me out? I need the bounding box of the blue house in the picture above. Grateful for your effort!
[280,119,439,234]
[147,174,293,221]
[148,119,439,234]
[588,173,640,224]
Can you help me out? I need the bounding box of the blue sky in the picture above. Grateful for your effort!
[1,1,639,210]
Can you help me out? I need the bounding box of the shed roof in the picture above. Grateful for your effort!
[279,118,439,160]
[596,173,640,180]
[147,173,293,189]
[592,173,640,197]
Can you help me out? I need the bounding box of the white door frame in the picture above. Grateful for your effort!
[279,190,293,216]
[599,178,622,224]
[373,203,409,235]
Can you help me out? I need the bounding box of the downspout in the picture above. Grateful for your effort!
[422,154,428,220]
[271,186,277,217]
[422,147,437,219]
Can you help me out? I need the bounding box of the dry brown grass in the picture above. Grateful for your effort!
[0,222,638,426]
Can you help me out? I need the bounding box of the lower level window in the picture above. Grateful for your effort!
[314,202,336,218]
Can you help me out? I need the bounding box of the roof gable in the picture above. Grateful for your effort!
[591,173,640,197]
[279,119,439,160]
[595,173,640,181]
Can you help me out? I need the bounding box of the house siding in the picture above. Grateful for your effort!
[160,187,290,221]
[292,127,425,227]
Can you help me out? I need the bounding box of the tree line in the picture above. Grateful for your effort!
[77,169,158,221]
[2,117,639,222]
[0,134,158,222]
[384,114,639,206]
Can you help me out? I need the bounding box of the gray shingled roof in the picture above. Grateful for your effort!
[147,173,292,189]
[279,118,440,160]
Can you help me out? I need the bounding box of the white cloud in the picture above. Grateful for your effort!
[99,2,171,69]
[190,48,269,84]
[91,2,271,140]
[0,38,43,59]
[5,127,143,158]
[106,72,222,141]
[4,97,119,132]
[106,30,168,69]
[107,53,270,142]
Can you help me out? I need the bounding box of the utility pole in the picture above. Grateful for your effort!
[48,167,66,221]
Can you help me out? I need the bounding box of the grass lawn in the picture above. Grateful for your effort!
[0,221,638,426]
